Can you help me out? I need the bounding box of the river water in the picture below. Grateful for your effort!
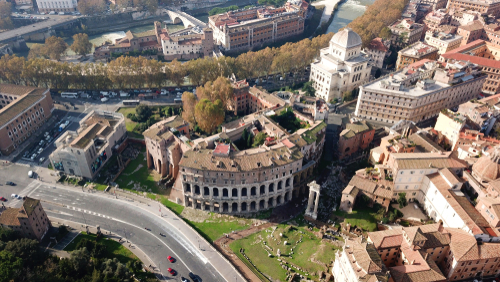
[326,0,375,34]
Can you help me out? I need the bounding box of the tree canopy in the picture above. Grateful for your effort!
[195,99,225,134]
[70,33,93,57]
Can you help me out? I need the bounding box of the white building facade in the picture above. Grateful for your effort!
[309,28,371,102]
[36,0,78,13]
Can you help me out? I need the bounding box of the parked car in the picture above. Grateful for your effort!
[181,277,189,282]
[101,97,109,102]
[167,256,175,263]
[11,193,19,198]
[64,120,70,126]
[188,272,199,282]
[7,182,16,186]
[38,148,44,154]
[167,268,176,276]
[39,157,46,163]
[0,197,6,202]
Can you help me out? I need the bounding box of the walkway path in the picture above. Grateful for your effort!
[312,0,341,28]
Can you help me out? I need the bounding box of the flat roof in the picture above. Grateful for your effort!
[0,84,49,128]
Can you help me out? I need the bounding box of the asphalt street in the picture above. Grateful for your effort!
[5,181,224,282]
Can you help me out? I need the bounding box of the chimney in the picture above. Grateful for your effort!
[410,260,415,265]
[438,220,444,232]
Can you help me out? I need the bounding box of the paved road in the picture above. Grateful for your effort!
[4,180,241,281]
[0,15,81,43]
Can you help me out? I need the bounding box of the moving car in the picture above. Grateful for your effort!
[6,182,16,186]
[28,170,33,178]
[188,272,199,282]
[11,194,21,199]
[181,277,189,282]
[0,197,7,202]
[167,268,176,275]
[167,256,175,263]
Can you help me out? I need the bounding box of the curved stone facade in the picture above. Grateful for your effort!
[179,144,304,214]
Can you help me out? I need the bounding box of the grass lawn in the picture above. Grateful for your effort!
[117,107,143,139]
[230,216,340,281]
[64,232,137,265]
[186,216,251,243]
[114,148,163,194]
[331,207,378,232]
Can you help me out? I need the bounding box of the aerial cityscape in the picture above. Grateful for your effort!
[1,0,500,281]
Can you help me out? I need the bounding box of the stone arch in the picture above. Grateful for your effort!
[232,188,238,198]
[293,189,299,199]
[222,202,229,212]
[213,188,219,197]
[223,188,229,197]
[294,175,299,184]
[269,183,274,192]
[259,199,265,209]
[285,178,291,187]
[268,197,274,207]
[250,201,256,211]
[232,202,238,212]
[251,186,257,196]
[241,202,247,212]
[203,186,209,196]
[285,192,290,201]
[213,202,220,212]
[277,180,283,190]
[242,187,248,197]
[277,195,282,205]
[184,183,191,193]
[260,185,266,195]
[194,185,200,195]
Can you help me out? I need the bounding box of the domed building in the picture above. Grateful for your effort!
[309,27,371,102]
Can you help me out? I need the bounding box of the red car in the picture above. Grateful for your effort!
[0,197,6,202]
[167,256,175,263]
[167,268,176,275]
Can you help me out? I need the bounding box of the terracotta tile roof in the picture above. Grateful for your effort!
[344,237,388,281]
[445,39,485,54]
[391,152,467,170]
[179,144,302,171]
[368,229,404,249]
[390,252,446,282]
[0,208,21,226]
[458,20,484,32]
[0,84,49,127]
[441,53,500,70]
[143,115,186,141]
[408,133,443,153]
[346,175,394,199]
[368,38,388,52]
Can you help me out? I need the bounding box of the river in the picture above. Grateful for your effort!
[326,0,374,34]
[17,13,205,57]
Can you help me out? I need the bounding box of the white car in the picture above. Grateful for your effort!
[38,148,43,154]
[64,120,70,126]
[160,90,168,95]
[39,140,45,146]
[175,87,181,91]
[101,97,109,102]
[44,131,49,137]
[100,91,109,96]
[39,157,46,163]
[11,194,19,199]
[145,89,152,93]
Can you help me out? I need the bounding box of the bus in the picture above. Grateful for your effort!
[61,92,78,99]
[122,100,140,106]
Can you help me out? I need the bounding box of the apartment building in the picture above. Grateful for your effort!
[364,37,390,69]
[340,173,393,212]
[389,19,425,47]
[449,9,481,27]
[457,20,484,46]
[440,40,500,94]
[396,42,439,70]
[423,9,451,35]
[49,110,126,179]
[433,110,467,148]
[365,223,500,282]
[143,115,190,179]
[338,119,375,160]
[36,0,77,13]
[457,100,498,135]
[0,198,51,242]
[94,22,214,61]
[208,3,307,52]
[424,31,463,54]
[309,28,371,102]
[354,60,486,125]
[332,237,390,282]
[447,0,500,17]
[0,84,54,156]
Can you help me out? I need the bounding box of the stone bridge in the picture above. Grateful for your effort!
[164,8,206,28]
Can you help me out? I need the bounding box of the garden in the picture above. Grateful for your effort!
[117,105,181,140]
[230,216,342,281]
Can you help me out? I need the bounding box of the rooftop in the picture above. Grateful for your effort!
[399,42,438,58]
[0,208,21,226]
[391,152,467,170]
[0,84,49,128]
[143,115,186,142]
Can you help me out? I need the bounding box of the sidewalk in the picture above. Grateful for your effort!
[48,217,163,279]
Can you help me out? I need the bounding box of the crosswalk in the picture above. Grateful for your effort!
[6,181,41,208]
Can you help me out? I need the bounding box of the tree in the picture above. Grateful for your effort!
[0,2,13,30]
[378,27,392,40]
[252,132,267,147]
[302,81,315,97]
[181,92,197,126]
[397,193,407,208]
[167,107,173,117]
[135,105,152,122]
[342,91,354,102]
[70,247,90,275]
[194,99,225,134]
[169,59,186,86]
[44,36,68,61]
[374,68,382,78]
[196,77,234,111]
[4,238,43,264]
[78,0,107,15]
[0,227,17,243]
[0,250,23,282]
[70,33,93,57]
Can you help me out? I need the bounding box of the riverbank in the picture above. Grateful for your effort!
[313,0,342,26]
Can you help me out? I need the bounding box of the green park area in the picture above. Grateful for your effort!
[117,105,181,140]
[331,207,378,232]
[230,216,341,281]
